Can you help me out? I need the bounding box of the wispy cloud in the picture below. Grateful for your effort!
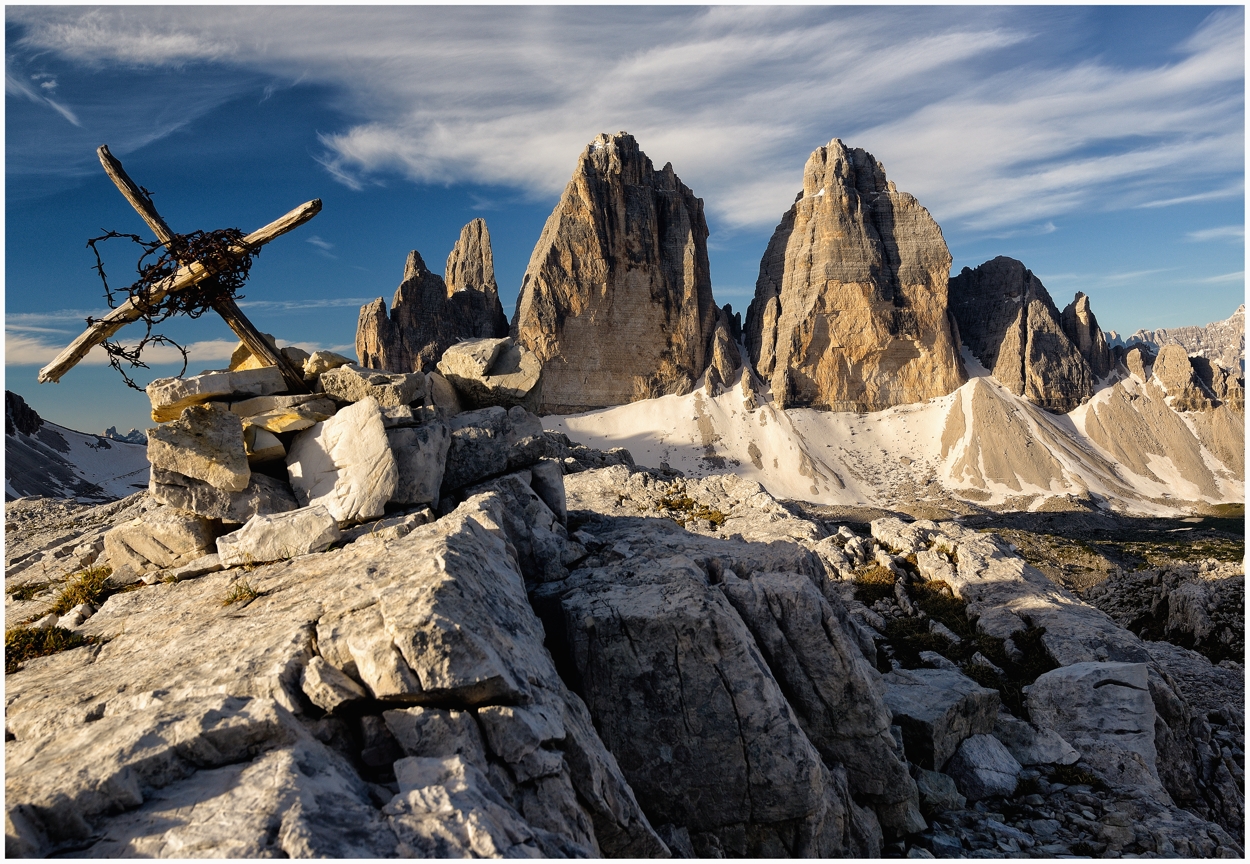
[1195,270,1245,284]
[1185,225,1244,243]
[235,297,375,312]
[7,6,1244,234]
[304,235,338,259]
[5,68,81,126]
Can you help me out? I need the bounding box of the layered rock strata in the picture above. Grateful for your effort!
[513,132,720,414]
[356,219,509,374]
[948,257,1094,412]
[745,138,965,411]
[1126,304,1245,372]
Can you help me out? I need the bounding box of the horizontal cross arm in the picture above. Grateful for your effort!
[37,198,321,384]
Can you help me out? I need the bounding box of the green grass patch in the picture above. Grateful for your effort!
[5,626,99,674]
[852,566,896,605]
[657,494,726,529]
[5,581,48,602]
[50,565,114,616]
[222,580,261,607]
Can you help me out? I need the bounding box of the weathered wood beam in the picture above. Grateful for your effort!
[93,146,310,393]
[37,198,321,384]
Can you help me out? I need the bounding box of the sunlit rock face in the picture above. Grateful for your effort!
[513,132,720,415]
[745,138,965,412]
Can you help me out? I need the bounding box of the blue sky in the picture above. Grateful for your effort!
[5,5,1244,433]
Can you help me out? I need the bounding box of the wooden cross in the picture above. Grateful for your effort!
[38,145,321,393]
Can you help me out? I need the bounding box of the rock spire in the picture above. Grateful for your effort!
[513,132,720,415]
[356,218,509,374]
[744,138,966,411]
[948,257,1093,413]
[1060,292,1113,380]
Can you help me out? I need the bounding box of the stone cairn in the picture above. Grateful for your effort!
[100,334,603,586]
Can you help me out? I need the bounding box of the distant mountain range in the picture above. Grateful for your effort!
[5,391,149,501]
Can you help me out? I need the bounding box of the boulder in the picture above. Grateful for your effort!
[948,257,1093,412]
[913,767,966,813]
[286,397,398,523]
[527,459,567,526]
[719,569,923,834]
[1060,292,1113,380]
[103,506,217,572]
[226,333,309,372]
[146,366,286,423]
[745,138,965,411]
[440,406,546,493]
[425,371,462,416]
[944,734,1021,801]
[319,364,426,409]
[991,711,1079,766]
[355,220,510,375]
[1026,661,1162,791]
[385,755,565,857]
[437,337,542,411]
[229,394,337,434]
[881,667,1000,769]
[873,517,939,555]
[301,655,368,713]
[513,132,720,414]
[477,704,566,783]
[146,402,250,492]
[303,350,354,377]
[386,422,450,508]
[558,560,868,854]
[243,426,284,464]
[216,505,342,567]
[149,468,299,523]
[383,707,489,773]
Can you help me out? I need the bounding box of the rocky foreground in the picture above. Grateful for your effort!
[6,447,1243,857]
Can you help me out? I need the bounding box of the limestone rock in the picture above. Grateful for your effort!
[425,371,463,416]
[514,132,720,414]
[745,138,965,411]
[556,559,870,854]
[146,367,286,423]
[146,403,250,492]
[703,307,742,395]
[1060,292,1113,380]
[386,422,450,508]
[1027,661,1163,792]
[243,426,284,464]
[881,667,1000,770]
[286,397,398,524]
[913,767,966,813]
[227,332,310,373]
[319,364,426,409]
[948,257,1092,412]
[1126,304,1245,372]
[437,337,542,411]
[303,350,354,377]
[301,655,368,713]
[104,506,216,571]
[991,711,1079,766]
[1152,344,1217,412]
[527,459,567,525]
[149,468,298,523]
[383,707,489,773]
[229,394,336,434]
[719,569,923,834]
[944,734,1021,800]
[440,406,546,493]
[355,220,509,375]
[216,505,343,567]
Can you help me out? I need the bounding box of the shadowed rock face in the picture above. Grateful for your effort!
[744,138,965,412]
[513,132,720,415]
[948,256,1092,413]
[356,219,509,374]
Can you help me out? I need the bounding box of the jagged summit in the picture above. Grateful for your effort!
[744,138,966,412]
[356,218,509,374]
[512,131,724,414]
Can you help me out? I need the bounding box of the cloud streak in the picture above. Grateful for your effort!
[7,6,1244,235]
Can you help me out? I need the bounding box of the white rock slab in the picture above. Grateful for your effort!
[216,505,342,567]
[147,367,286,423]
[319,364,425,408]
[104,506,217,571]
[286,397,398,523]
[146,403,250,492]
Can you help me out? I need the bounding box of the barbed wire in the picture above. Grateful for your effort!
[85,228,258,390]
